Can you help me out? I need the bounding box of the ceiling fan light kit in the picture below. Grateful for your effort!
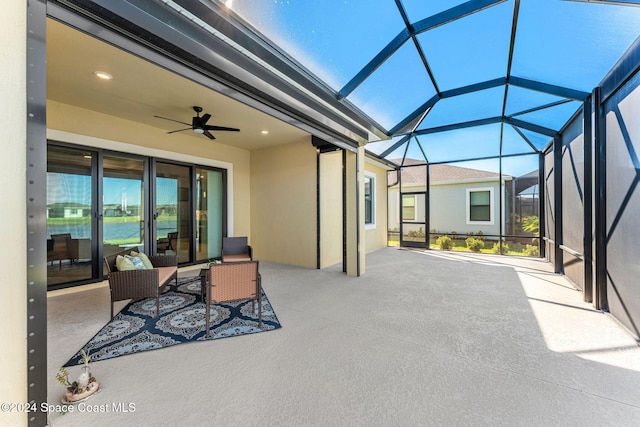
[154,106,240,140]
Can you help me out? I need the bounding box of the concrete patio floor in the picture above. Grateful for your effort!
[46,247,640,426]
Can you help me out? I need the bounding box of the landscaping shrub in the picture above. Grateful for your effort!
[436,235,453,250]
[491,242,509,254]
[524,244,539,257]
[407,227,425,238]
[465,237,484,252]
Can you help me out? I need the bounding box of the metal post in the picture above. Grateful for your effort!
[538,153,546,259]
[553,135,563,273]
[593,87,608,310]
[26,1,48,425]
[583,97,594,303]
[316,148,321,269]
[426,163,430,249]
[342,149,347,273]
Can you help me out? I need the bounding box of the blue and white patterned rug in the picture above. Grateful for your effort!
[64,276,281,366]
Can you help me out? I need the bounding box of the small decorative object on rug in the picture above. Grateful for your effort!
[57,350,99,403]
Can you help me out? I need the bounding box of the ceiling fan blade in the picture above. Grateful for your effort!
[204,125,240,132]
[154,115,191,126]
[203,130,216,140]
[166,128,191,134]
[200,113,211,125]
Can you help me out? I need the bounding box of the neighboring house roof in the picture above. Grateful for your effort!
[390,160,511,186]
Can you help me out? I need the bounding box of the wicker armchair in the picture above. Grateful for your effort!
[221,236,253,262]
[205,260,262,337]
[104,247,178,320]
[47,233,72,268]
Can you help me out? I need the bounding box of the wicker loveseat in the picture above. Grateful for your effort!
[104,247,178,320]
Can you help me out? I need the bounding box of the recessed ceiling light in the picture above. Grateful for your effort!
[260,130,269,135]
[94,71,113,80]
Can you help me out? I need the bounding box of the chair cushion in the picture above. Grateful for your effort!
[130,251,153,269]
[116,255,136,271]
[125,254,147,270]
[223,254,251,262]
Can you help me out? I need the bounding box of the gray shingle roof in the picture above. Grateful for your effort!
[391,160,508,185]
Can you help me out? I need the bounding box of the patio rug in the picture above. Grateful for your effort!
[64,276,281,366]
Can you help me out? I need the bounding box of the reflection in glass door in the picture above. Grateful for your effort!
[102,155,146,262]
[47,146,95,286]
[196,168,224,261]
[156,162,192,263]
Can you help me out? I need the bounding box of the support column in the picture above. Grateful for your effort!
[345,146,365,276]
[583,96,594,303]
[593,87,607,310]
[553,135,563,274]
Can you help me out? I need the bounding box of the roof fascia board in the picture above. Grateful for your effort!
[365,152,397,170]
[509,76,590,100]
[45,1,347,151]
[55,0,383,147]
[170,0,389,141]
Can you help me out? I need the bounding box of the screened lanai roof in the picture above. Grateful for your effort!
[218,0,640,165]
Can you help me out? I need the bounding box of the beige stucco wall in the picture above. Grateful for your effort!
[250,139,317,268]
[47,101,252,237]
[319,151,343,268]
[364,161,389,253]
[1,2,27,425]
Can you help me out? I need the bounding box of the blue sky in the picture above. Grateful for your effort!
[225,0,640,167]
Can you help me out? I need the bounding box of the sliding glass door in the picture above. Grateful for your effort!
[196,168,224,261]
[102,154,147,260]
[155,162,192,264]
[47,146,95,286]
[47,142,227,288]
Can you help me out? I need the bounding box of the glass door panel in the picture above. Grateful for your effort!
[102,155,146,261]
[196,168,224,262]
[156,162,192,263]
[47,146,95,286]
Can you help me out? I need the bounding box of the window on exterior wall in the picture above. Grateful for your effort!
[364,174,375,228]
[467,188,493,223]
[402,194,415,221]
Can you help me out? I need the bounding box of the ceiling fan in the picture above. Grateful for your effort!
[154,106,240,140]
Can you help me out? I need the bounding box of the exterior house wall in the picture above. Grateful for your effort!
[320,151,343,268]
[1,1,27,424]
[364,161,389,254]
[431,181,503,236]
[250,139,317,268]
[389,179,506,237]
[47,101,252,238]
